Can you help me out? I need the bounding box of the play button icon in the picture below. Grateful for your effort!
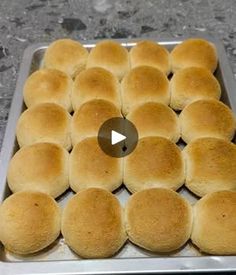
[98,117,138,158]
[111,130,126,145]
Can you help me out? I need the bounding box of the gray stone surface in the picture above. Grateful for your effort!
[0,0,236,149]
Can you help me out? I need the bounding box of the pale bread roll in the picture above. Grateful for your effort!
[72,67,121,111]
[125,188,192,252]
[183,137,236,197]
[61,188,127,258]
[191,191,236,255]
[121,66,170,115]
[170,67,221,110]
[126,102,180,142]
[7,143,69,198]
[69,137,123,192]
[0,191,60,255]
[86,40,129,80]
[16,103,72,150]
[71,99,121,146]
[180,99,235,144]
[130,40,170,74]
[170,38,218,73]
[23,69,73,112]
[124,136,185,193]
[43,39,88,78]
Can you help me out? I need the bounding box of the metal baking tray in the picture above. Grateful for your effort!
[0,36,236,274]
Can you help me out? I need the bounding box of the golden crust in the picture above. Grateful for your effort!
[61,188,127,258]
[127,102,180,142]
[69,137,123,192]
[170,67,221,110]
[183,137,236,197]
[86,40,129,80]
[124,136,185,193]
[125,188,193,252]
[16,103,72,150]
[0,191,60,255]
[71,99,121,145]
[170,38,218,73]
[130,40,170,74]
[7,143,69,198]
[44,39,88,78]
[180,99,235,143]
[191,191,236,255]
[23,69,73,112]
[72,67,121,111]
[121,66,170,115]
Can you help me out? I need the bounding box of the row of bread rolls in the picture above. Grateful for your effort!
[42,38,218,80]
[1,188,235,257]
[23,65,221,114]
[16,98,235,150]
[7,136,236,198]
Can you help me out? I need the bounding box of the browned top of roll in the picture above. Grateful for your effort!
[44,39,88,78]
[86,40,129,80]
[171,38,218,73]
[130,40,170,74]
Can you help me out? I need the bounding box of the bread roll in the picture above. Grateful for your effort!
[171,38,218,73]
[180,99,235,143]
[183,137,236,197]
[0,191,60,255]
[130,40,170,74]
[86,40,129,80]
[16,103,72,150]
[69,137,123,192]
[127,102,180,142]
[125,188,192,252]
[191,191,236,255]
[23,69,73,112]
[121,66,170,115]
[124,136,185,193]
[44,39,88,78]
[170,67,221,110]
[61,188,127,258]
[72,67,121,111]
[71,99,121,145]
[7,143,69,198]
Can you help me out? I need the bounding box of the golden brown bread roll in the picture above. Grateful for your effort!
[23,69,73,112]
[69,137,123,192]
[72,67,121,111]
[191,191,236,255]
[180,99,235,143]
[0,191,60,255]
[86,40,129,80]
[61,188,127,258]
[7,143,69,198]
[130,40,170,74]
[121,66,170,115]
[125,188,192,252]
[126,102,180,142]
[16,103,72,150]
[170,38,218,73]
[183,137,236,197]
[170,67,221,110]
[43,39,88,78]
[71,99,122,146]
[124,136,185,193]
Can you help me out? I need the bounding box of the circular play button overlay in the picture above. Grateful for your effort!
[98,117,138,158]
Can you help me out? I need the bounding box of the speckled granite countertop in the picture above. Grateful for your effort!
[0,0,236,149]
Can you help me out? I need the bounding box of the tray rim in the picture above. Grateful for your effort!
[0,35,236,274]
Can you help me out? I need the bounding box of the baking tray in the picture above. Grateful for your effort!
[0,36,236,274]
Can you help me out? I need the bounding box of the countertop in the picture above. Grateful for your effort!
[0,0,236,148]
